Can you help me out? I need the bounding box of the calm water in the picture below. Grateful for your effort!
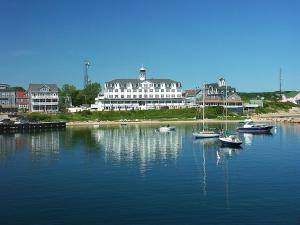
[1,123,300,225]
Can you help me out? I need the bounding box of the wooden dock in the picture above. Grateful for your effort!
[0,122,66,134]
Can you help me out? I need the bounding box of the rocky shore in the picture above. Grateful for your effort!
[253,107,300,124]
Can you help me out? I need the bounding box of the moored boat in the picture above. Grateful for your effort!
[193,130,220,138]
[157,125,176,132]
[236,119,273,133]
[219,135,243,147]
[192,83,220,139]
[218,83,243,147]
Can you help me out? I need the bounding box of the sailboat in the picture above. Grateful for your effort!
[193,84,220,138]
[219,84,242,147]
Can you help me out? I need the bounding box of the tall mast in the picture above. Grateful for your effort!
[202,84,205,132]
[225,84,228,131]
[279,68,282,97]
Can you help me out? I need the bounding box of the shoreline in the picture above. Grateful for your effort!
[66,118,274,127]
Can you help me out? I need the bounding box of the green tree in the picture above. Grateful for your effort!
[12,86,26,92]
[82,82,101,105]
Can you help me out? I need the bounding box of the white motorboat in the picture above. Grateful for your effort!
[219,135,242,147]
[236,119,273,133]
[157,125,176,132]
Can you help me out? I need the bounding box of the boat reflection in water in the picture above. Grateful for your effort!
[243,132,273,146]
[92,125,183,173]
[217,145,241,209]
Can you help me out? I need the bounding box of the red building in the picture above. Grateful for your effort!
[16,91,30,111]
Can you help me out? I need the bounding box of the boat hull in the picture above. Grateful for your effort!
[158,127,176,132]
[237,126,273,133]
[219,137,242,147]
[193,132,220,138]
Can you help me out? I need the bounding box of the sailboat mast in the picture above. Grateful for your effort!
[225,84,228,131]
[203,84,205,132]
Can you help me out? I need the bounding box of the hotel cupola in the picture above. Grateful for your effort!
[139,66,146,81]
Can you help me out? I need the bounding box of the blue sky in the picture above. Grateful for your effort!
[0,0,299,92]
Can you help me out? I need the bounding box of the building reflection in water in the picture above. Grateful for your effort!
[0,131,60,161]
[29,131,60,161]
[0,134,18,160]
[92,125,183,172]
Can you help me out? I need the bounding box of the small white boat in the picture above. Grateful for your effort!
[120,119,128,126]
[219,135,242,147]
[157,126,176,132]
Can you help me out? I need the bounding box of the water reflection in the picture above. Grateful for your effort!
[0,131,60,161]
[92,125,183,172]
[242,132,273,146]
[29,132,60,160]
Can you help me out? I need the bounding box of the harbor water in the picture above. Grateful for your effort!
[0,123,300,225]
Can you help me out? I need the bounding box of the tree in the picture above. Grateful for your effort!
[58,83,101,109]
[12,86,26,92]
[82,82,101,105]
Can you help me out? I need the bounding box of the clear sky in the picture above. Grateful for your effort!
[0,0,299,92]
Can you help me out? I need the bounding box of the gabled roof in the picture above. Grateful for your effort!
[183,89,201,97]
[28,84,58,92]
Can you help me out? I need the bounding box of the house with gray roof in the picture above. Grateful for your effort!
[28,84,59,112]
[91,67,184,111]
[201,78,243,109]
[0,84,17,113]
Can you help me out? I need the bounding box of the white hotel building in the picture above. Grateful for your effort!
[91,67,184,111]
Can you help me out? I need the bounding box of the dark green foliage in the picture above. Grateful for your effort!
[82,83,101,105]
[196,106,224,119]
[12,86,26,92]
[26,112,52,121]
[58,82,102,110]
